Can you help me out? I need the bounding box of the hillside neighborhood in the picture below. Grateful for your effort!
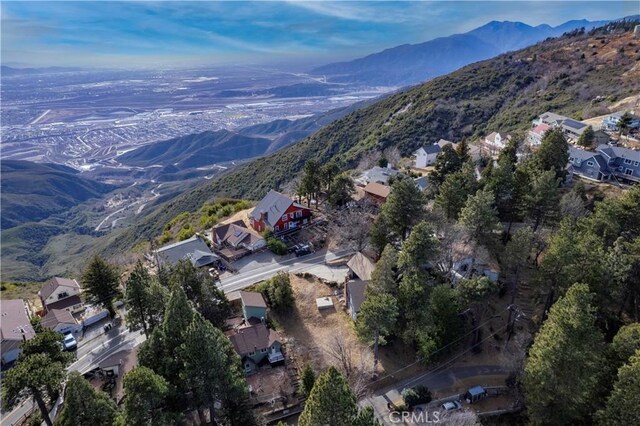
[2,19,640,426]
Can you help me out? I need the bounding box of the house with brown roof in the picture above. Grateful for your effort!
[212,220,266,260]
[41,309,82,335]
[228,322,284,373]
[363,182,391,204]
[1,299,36,365]
[39,277,83,314]
[347,252,375,282]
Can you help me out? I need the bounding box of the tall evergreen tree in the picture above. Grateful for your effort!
[81,255,122,317]
[371,178,425,245]
[577,125,595,148]
[459,189,500,247]
[434,161,478,220]
[429,144,463,187]
[327,172,355,207]
[301,364,316,397]
[398,221,440,278]
[524,283,606,425]
[355,292,399,372]
[56,372,117,426]
[523,169,560,232]
[369,244,399,295]
[595,350,640,426]
[298,367,358,426]
[124,260,167,337]
[532,127,569,179]
[119,366,169,426]
[170,260,231,328]
[2,354,65,426]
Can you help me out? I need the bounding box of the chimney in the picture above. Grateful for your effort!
[260,211,267,223]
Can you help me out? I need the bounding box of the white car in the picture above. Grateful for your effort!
[441,401,462,411]
[63,333,77,351]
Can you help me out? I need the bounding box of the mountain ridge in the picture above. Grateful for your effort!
[311,18,610,86]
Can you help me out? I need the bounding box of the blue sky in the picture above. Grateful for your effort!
[1,1,637,68]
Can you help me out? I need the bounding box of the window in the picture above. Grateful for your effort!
[261,348,266,353]
[249,351,255,356]
[624,159,632,165]
[290,212,294,219]
[58,292,68,300]
[281,214,287,222]
[587,161,594,167]
[296,210,302,218]
[634,161,639,167]
[625,169,633,176]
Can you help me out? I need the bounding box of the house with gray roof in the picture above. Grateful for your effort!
[155,235,219,268]
[533,111,588,140]
[1,299,35,365]
[354,166,401,186]
[601,111,640,131]
[212,220,266,259]
[39,277,83,314]
[414,145,441,168]
[568,145,640,183]
[249,190,312,234]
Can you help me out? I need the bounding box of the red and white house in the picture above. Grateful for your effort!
[249,190,312,233]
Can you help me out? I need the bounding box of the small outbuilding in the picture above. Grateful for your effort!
[316,297,334,310]
[464,385,488,403]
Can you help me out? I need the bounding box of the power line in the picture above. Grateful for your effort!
[365,307,511,388]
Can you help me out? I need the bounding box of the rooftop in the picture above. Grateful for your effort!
[42,309,77,329]
[363,181,391,199]
[39,277,80,300]
[346,280,367,314]
[355,166,400,186]
[240,291,267,309]
[228,323,279,355]
[156,236,219,267]
[347,252,375,281]
[249,190,304,228]
[0,299,36,342]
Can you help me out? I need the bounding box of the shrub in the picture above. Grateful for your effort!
[402,385,432,407]
[301,364,316,396]
[265,272,294,312]
[267,237,287,255]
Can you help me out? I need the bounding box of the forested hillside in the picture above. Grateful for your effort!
[103,25,640,257]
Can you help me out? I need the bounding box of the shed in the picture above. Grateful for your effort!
[464,385,488,403]
[316,297,334,310]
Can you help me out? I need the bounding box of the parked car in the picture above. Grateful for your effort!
[295,244,313,257]
[441,401,462,411]
[63,333,78,351]
[288,243,303,254]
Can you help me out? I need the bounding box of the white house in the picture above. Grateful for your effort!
[484,132,511,150]
[414,145,442,168]
[39,277,83,314]
[527,123,551,147]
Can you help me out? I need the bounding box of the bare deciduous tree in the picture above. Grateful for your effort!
[357,151,382,171]
[324,335,372,400]
[330,204,376,253]
[383,146,402,168]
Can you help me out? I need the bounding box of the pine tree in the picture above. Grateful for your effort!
[595,350,640,426]
[524,283,605,424]
[355,292,399,373]
[2,354,65,426]
[459,189,500,247]
[298,367,358,426]
[266,272,294,312]
[577,125,595,147]
[371,178,425,245]
[119,366,169,425]
[369,244,399,295]
[532,127,569,179]
[434,161,478,220]
[429,144,463,187]
[398,221,440,277]
[56,372,117,426]
[327,172,355,207]
[81,255,122,317]
[301,364,316,396]
[124,260,167,337]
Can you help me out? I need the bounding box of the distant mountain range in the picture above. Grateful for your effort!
[1,160,115,229]
[1,65,81,76]
[311,19,610,86]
